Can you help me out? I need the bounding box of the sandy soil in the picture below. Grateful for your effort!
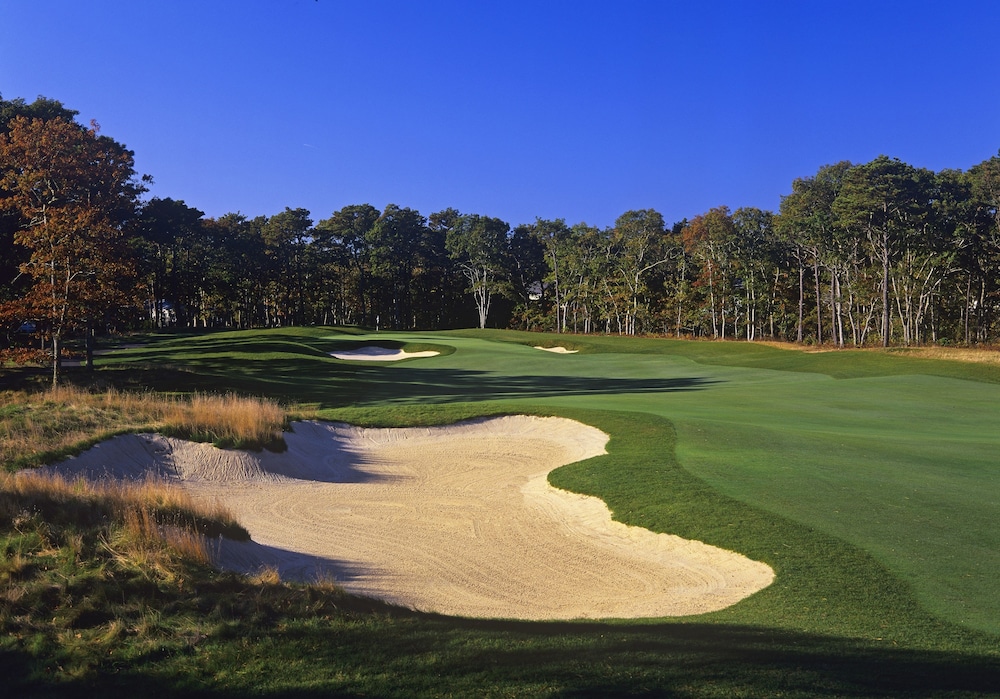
[330,346,440,361]
[46,416,773,620]
[534,346,578,354]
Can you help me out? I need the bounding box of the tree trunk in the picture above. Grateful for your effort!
[797,255,804,343]
[51,333,61,389]
[964,274,972,345]
[814,256,822,344]
[881,229,890,347]
[85,321,95,370]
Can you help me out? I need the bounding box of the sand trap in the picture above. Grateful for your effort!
[45,416,773,620]
[535,346,578,354]
[330,346,440,361]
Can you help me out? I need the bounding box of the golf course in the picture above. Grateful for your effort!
[3,327,1000,696]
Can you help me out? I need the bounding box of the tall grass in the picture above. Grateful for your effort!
[0,386,287,470]
[889,345,1000,364]
[2,470,248,568]
[758,338,1000,364]
[1,464,275,689]
[160,392,286,449]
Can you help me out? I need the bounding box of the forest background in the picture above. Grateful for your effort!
[2,94,1000,382]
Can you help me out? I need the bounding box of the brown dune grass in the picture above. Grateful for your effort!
[1,386,274,578]
[163,392,286,448]
[755,340,1000,364]
[890,345,1000,364]
[0,386,287,470]
[2,468,247,575]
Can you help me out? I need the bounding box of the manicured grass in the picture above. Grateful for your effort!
[417,330,1000,636]
[3,326,999,696]
[77,327,1000,633]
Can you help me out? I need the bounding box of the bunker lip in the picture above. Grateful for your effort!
[45,416,774,620]
[330,346,440,361]
[534,346,578,354]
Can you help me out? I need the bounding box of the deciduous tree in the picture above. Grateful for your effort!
[833,156,933,346]
[0,116,145,385]
[445,213,510,329]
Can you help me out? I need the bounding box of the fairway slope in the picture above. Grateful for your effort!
[46,416,773,620]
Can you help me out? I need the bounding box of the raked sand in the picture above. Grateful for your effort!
[45,416,773,620]
[329,347,440,360]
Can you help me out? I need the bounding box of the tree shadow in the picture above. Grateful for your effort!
[282,363,716,407]
[431,618,1000,698]
[8,613,999,697]
[90,354,718,408]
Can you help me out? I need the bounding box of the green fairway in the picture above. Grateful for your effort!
[99,327,1000,636]
[20,326,993,696]
[403,331,1000,637]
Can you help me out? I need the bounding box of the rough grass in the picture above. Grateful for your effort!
[158,392,287,450]
[756,338,1000,365]
[0,386,287,470]
[886,345,1000,364]
[0,466,371,695]
[1,470,249,545]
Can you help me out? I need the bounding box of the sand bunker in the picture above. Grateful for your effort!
[535,346,578,354]
[46,416,773,620]
[330,346,440,361]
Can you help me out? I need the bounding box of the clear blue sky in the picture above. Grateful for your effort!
[2,1,998,229]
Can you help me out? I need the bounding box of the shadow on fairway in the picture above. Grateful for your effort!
[112,360,717,406]
[7,615,999,697]
[443,618,1000,698]
[73,343,720,406]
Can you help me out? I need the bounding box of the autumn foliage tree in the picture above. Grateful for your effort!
[7,94,1000,350]
[0,116,146,386]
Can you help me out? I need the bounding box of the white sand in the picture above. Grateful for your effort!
[45,416,773,620]
[534,346,578,354]
[330,346,440,361]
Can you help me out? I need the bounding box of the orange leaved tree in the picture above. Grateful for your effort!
[0,116,146,386]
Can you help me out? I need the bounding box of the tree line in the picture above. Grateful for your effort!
[2,95,1000,383]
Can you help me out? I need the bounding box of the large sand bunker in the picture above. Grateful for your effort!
[46,416,773,620]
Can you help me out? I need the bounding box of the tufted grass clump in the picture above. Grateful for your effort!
[159,392,287,450]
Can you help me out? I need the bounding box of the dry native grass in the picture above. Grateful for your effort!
[894,346,1000,364]
[756,340,1000,364]
[1,387,271,582]
[163,392,287,448]
[1,469,247,576]
[0,386,287,469]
